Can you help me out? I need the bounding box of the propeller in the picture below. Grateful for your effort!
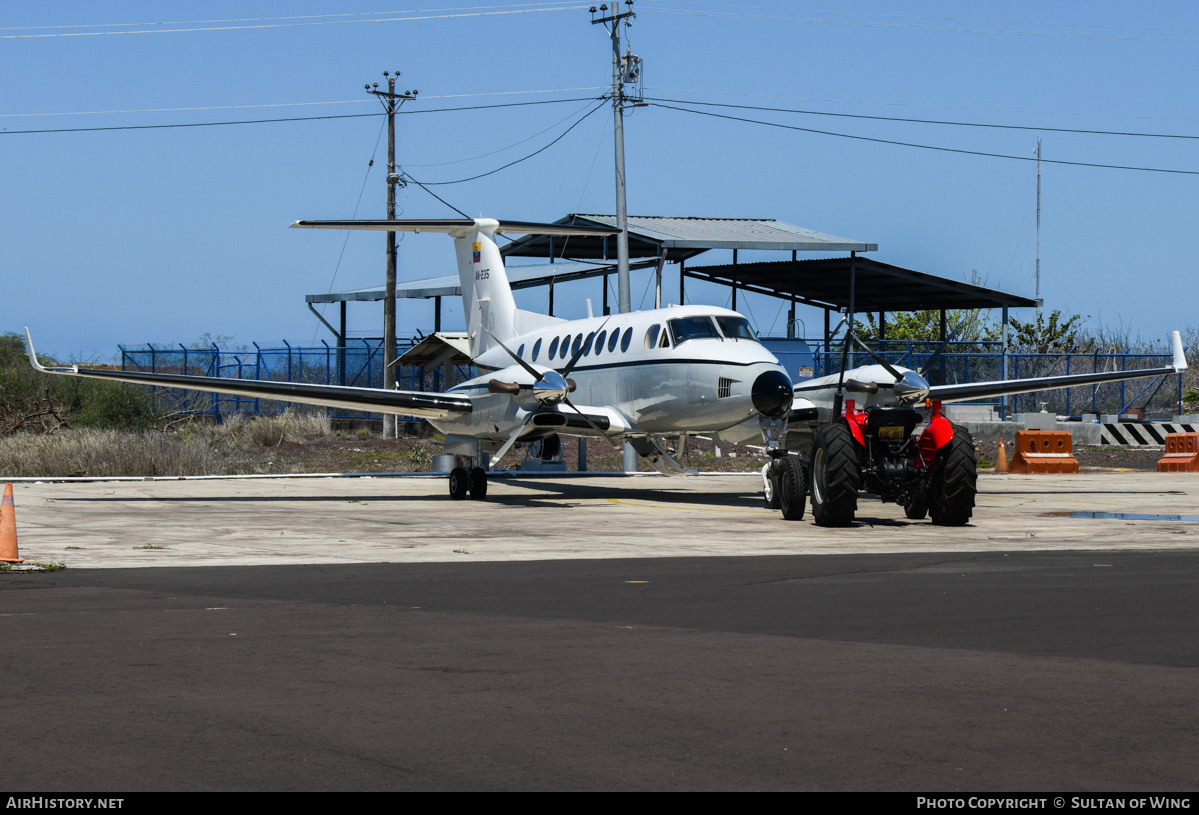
[851,334,904,383]
[483,325,621,467]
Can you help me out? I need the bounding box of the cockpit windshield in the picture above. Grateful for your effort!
[715,316,760,343]
[668,316,721,346]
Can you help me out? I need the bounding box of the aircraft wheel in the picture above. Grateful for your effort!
[778,455,807,521]
[468,466,488,500]
[929,426,977,526]
[809,423,860,527]
[762,462,781,509]
[448,467,468,500]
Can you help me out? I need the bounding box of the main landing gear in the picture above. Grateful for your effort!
[448,463,488,500]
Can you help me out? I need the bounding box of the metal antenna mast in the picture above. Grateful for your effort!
[366,72,417,438]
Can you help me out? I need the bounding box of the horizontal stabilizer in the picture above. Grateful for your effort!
[291,218,618,237]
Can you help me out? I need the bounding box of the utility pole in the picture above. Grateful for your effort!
[591,1,640,471]
[366,72,417,439]
[1035,138,1042,310]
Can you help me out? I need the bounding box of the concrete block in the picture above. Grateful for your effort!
[1017,412,1057,430]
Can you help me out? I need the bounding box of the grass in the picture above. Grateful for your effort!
[0,410,336,478]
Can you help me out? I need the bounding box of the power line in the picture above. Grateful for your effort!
[1,3,575,31]
[0,97,602,135]
[641,4,1199,44]
[0,89,608,119]
[646,86,1199,124]
[412,100,607,184]
[653,102,1199,176]
[644,96,1199,140]
[2,4,591,39]
[643,1,1199,36]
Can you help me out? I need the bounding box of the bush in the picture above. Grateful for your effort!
[0,332,154,435]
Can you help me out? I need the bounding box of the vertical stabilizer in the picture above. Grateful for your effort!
[451,220,517,358]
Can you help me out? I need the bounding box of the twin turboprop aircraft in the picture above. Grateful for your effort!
[25,217,1187,524]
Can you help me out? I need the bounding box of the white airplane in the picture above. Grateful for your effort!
[24,216,1187,527]
[25,218,796,498]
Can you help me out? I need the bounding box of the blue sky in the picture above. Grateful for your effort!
[4,1,1197,360]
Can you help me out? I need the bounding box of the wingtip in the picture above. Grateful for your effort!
[23,327,46,373]
[1172,330,1188,372]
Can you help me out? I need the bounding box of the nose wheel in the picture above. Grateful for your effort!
[448,465,489,500]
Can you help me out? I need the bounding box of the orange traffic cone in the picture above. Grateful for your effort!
[1,483,23,563]
[995,438,1009,474]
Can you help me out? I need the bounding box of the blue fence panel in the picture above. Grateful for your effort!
[122,340,478,422]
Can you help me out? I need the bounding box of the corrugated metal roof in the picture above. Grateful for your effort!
[500,214,876,260]
[686,257,1039,311]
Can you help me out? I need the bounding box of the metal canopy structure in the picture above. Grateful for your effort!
[499,214,877,261]
[304,212,1038,354]
[305,259,658,304]
[685,256,1040,312]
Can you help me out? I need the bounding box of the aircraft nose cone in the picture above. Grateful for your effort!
[752,370,794,419]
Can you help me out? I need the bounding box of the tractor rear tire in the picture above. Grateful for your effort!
[778,455,807,521]
[809,423,861,527]
[929,426,977,526]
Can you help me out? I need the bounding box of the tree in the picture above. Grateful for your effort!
[1006,309,1092,354]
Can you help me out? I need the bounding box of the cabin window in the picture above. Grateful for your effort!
[609,329,621,353]
[532,338,542,362]
[571,335,583,358]
[595,330,607,356]
[517,344,525,359]
[582,332,595,356]
[644,324,661,350]
[620,327,632,352]
[668,316,720,346]
[560,335,572,359]
[715,316,759,343]
[548,337,559,359]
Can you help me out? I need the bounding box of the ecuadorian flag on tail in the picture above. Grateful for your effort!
[472,242,481,263]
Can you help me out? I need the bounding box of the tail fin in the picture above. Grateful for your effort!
[290,217,619,359]
[452,220,517,358]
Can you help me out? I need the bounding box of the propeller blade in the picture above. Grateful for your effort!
[561,316,611,379]
[484,328,545,383]
[490,413,536,469]
[919,317,968,377]
[563,397,621,449]
[851,335,904,382]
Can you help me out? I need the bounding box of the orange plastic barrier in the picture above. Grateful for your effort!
[1158,433,1199,473]
[1008,430,1080,474]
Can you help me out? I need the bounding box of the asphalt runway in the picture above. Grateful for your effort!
[3,472,1199,791]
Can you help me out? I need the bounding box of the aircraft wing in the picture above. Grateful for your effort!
[24,329,472,420]
[930,330,1188,403]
